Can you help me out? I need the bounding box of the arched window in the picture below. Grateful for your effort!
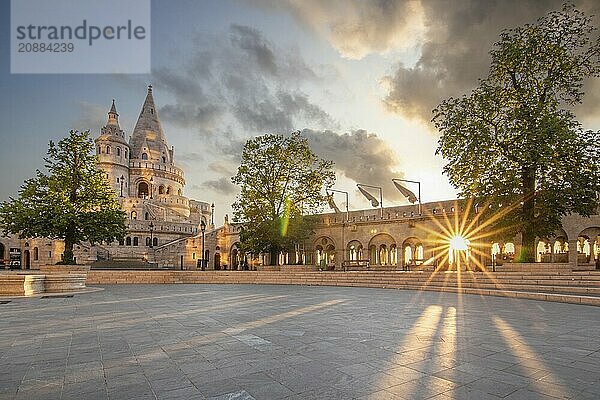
[491,243,501,256]
[369,245,377,265]
[138,182,149,198]
[379,244,388,265]
[166,187,171,195]
[158,185,165,195]
[153,238,158,247]
[416,245,424,261]
[119,238,124,246]
[33,247,39,261]
[141,153,148,160]
[133,237,139,246]
[125,150,128,158]
[178,189,182,196]
[144,212,149,220]
[404,246,412,265]
[97,146,101,154]
[126,237,131,246]
[146,237,151,246]
[162,156,166,163]
[390,244,397,265]
[106,145,111,154]
[116,147,121,156]
[131,211,137,220]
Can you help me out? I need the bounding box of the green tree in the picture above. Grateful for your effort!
[0,130,127,264]
[433,4,600,262]
[232,132,335,264]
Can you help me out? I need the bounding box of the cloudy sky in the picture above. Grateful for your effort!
[0,0,599,224]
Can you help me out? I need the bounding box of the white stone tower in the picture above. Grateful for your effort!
[95,100,130,197]
[128,85,189,217]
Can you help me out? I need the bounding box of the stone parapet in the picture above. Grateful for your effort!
[0,274,45,296]
[1,271,87,296]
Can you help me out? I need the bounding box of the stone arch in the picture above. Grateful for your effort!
[314,236,335,268]
[138,181,149,198]
[346,240,363,261]
[230,244,240,271]
[577,226,600,266]
[401,236,423,269]
[368,233,396,266]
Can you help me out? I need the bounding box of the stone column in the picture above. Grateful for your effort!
[568,239,578,268]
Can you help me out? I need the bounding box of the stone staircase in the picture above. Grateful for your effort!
[84,270,600,306]
[90,258,172,270]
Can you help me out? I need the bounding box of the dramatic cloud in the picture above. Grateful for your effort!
[201,177,237,195]
[251,0,425,59]
[302,129,405,200]
[154,24,335,135]
[152,24,342,198]
[381,0,600,123]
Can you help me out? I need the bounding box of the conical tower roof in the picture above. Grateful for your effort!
[130,85,171,163]
[97,99,128,145]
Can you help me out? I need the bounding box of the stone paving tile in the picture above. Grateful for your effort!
[0,284,599,399]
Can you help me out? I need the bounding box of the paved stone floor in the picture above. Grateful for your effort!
[0,285,599,400]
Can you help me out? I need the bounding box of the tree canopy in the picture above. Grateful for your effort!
[0,130,126,264]
[232,132,335,263]
[433,3,600,262]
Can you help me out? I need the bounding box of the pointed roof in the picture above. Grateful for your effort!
[129,85,171,163]
[109,99,118,116]
[97,99,127,145]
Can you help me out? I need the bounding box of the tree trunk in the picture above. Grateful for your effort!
[270,250,279,266]
[62,223,76,265]
[520,166,536,262]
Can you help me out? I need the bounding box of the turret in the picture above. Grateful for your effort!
[95,100,130,197]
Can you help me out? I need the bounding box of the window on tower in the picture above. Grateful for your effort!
[141,153,148,160]
[117,147,121,156]
[106,146,111,154]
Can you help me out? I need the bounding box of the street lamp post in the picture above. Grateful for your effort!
[326,188,349,221]
[210,203,215,228]
[392,178,421,215]
[357,184,383,217]
[326,188,350,270]
[200,220,206,271]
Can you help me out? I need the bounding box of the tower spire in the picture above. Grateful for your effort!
[107,99,119,126]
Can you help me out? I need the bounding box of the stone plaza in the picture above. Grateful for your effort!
[1,284,599,400]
